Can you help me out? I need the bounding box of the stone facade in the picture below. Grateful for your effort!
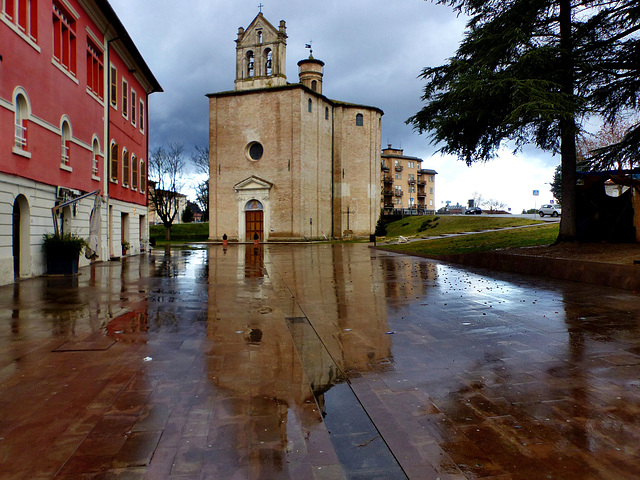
[207,13,382,241]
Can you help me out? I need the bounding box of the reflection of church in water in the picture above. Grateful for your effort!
[207,12,383,241]
[205,244,393,469]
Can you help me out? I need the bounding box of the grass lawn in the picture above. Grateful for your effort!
[381,223,559,256]
[383,215,545,239]
[150,223,209,243]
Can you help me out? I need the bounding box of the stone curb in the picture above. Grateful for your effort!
[373,248,640,292]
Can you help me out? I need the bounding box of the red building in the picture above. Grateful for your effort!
[1,0,161,284]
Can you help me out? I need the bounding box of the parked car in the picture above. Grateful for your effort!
[465,207,482,215]
[538,204,561,217]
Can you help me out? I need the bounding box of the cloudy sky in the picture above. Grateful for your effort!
[109,0,561,213]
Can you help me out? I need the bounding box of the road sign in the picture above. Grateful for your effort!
[533,190,539,196]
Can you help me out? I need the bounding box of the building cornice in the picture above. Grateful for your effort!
[206,83,384,115]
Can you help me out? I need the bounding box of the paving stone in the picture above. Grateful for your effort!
[0,245,640,478]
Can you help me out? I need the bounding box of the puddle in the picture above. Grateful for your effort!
[286,316,407,479]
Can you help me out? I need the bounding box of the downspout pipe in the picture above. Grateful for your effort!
[106,36,120,199]
[105,36,119,257]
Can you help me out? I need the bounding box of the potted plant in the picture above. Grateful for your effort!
[42,232,87,275]
[121,240,130,255]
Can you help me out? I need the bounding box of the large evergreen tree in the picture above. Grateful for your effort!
[409,0,640,241]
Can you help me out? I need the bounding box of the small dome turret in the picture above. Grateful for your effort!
[297,55,324,94]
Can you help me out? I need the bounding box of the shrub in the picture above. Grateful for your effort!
[374,216,387,236]
[42,233,87,258]
[418,218,439,232]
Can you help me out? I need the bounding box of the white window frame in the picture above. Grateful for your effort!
[13,92,31,158]
[139,98,145,133]
[60,119,72,171]
[121,78,129,119]
[131,89,137,127]
[109,63,117,109]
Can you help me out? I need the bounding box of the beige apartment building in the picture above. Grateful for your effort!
[207,13,383,241]
[381,145,437,215]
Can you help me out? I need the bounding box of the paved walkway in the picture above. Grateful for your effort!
[1,244,640,479]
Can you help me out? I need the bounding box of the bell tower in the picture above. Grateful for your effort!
[235,13,287,91]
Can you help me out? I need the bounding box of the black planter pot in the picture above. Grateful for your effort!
[47,255,79,275]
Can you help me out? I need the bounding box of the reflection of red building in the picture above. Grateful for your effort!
[1,0,162,285]
[106,309,149,343]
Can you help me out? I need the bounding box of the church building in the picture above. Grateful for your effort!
[207,13,383,241]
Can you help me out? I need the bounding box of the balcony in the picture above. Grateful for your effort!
[395,190,403,197]
[61,144,70,166]
[417,192,426,198]
[417,179,426,186]
[383,189,393,197]
[408,178,416,185]
[395,165,403,172]
[383,176,393,185]
[14,122,27,148]
[381,163,390,172]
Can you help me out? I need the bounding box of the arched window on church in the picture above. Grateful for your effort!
[308,98,312,113]
[356,113,364,126]
[247,51,255,77]
[311,80,317,92]
[325,107,329,120]
[264,48,272,76]
[257,30,263,44]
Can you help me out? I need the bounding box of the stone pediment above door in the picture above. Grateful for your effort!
[234,176,273,192]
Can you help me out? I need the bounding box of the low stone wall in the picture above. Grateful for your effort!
[378,249,640,292]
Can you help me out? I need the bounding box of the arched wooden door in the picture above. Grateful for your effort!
[245,200,264,240]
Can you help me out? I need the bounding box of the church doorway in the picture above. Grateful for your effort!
[245,200,264,240]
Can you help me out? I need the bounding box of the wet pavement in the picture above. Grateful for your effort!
[1,244,640,479]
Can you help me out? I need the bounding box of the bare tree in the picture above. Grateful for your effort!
[190,146,209,222]
[148,143,186,240]
[194,181,209,222]
[485,199,508,212]
[579,117,638,172]
[191,145,209,176]
[551,118,640,200]
[470,192,485,208]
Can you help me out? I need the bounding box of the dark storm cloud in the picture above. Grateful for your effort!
[110,0,464,154]
[109,0,558,209]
